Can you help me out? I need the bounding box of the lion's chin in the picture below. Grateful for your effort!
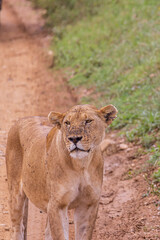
[70,149,89,159]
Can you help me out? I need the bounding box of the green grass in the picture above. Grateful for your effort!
[31,0,160,180]
[148,147,160,195]
[30,0,103,28]
[124,146,160,195]
[52,0,160,147]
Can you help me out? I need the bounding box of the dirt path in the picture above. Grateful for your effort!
[0,1,159,240]
[94,138,160,240]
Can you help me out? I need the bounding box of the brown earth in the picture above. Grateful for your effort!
[0,1,159,240]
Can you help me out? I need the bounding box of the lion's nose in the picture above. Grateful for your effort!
[68,136,82,145]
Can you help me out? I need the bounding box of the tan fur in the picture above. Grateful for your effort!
[6,104,117,240]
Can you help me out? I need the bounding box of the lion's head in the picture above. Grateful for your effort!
[48,105,117,159]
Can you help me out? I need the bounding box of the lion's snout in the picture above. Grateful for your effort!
[68,136,84,153]
[68,136,83,144]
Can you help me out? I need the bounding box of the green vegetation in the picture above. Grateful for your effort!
[124,146,160,195]
[149,147,160,192]
[31,0,160,179]
[30,0,103,27]
[147,147,160,195]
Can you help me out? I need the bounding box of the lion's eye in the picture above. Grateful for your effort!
[85,119,93,124]
[65,121,70,126]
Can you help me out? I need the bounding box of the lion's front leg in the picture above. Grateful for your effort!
[46,201,69,240]
[45,217,52,240]
[74,202,99,240]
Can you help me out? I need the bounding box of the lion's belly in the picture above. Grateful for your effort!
[22,168,49,212]
[22,141,49,212]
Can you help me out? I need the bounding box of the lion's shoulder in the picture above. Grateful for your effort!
[13,117,54,146]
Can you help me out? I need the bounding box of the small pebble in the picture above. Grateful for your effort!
[119,143,128,150]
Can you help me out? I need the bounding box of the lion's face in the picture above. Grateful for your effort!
[48,105,117,159]
[61,106,106,159]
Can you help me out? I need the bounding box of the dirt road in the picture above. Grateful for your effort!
[0,1,159,240]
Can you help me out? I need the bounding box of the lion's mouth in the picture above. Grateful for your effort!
[70,147,90,153]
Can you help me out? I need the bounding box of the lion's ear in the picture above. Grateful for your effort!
[98,105,118,125]
[48,112,65,128]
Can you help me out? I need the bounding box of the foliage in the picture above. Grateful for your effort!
[148,146,160,167]
[147,147,160,194]
[30,0,102,28]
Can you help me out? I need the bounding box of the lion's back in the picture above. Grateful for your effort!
[7,116,53,156]
[18,116,52,140]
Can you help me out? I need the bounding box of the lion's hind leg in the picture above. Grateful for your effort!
[9,184,28,240]
[6,125,28,240]
[23,197,28,240]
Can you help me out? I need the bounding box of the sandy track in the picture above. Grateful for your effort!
[0,1,159,240]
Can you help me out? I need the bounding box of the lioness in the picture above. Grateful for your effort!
[6,104,117,240]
